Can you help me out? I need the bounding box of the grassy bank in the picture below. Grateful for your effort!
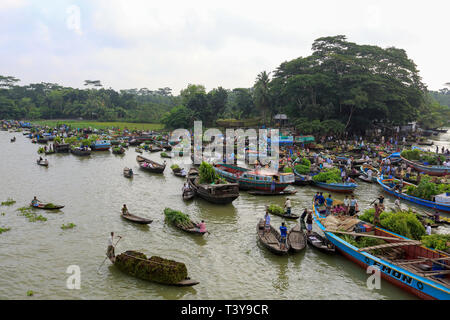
[31,120,164,131]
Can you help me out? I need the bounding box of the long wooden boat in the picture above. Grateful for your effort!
[110,250,199,286]
[214,163,295,192]
[112,147,125,154]
[187,168,239,204]
[121,212,152,225]
[182,188,195,201]
[36,159,48,167]
[90,140,111,151]
[313,181,358,193]
[137,155,166,173]
[135,148,143,154]
[377,177,450,213]
[170,219,206,235]
[293,169,313,186]
[257,219,290,255]
[30,203,64,210]
[173,169,187,178]
[401,156,450,176]
[123,167,133,178]
[71,147,91,156]
[306,231,336,253]
[313,203,450,300]
[268,208,299,219]
[54,143,70,153]
[288,224,307,253]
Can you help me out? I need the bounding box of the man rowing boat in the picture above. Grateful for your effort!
[107,232,122,261]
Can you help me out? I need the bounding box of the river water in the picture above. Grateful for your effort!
[0,129,448,300]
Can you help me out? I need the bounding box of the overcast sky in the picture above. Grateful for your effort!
[1,0,448,94]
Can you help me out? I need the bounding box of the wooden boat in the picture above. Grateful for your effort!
[10,137,16,142]
[313,203,450,300]
[187,168,239,204]
[160,152,172,159]
[359,165,379,182]
[306,231,336,253]
[112,147,125,154]
[257,219,290,255]
[149,145,163,152]
[377,177,450,213]
[214,163,295,192]
[71,147,91,156]
[30,203,64,210]
[313,181,358,193]
[137,155,166,173]
[54,143,70,153]
[90,140,111,151]
[400,156,450,176]
[293,169,313,186]
[247,189,297,196]
[268,209,299,219]
[182,187,196,201]
[288,224,307,253]
[135,148,143,154]
[110,250,199,286]
[121,212,152,225]
[36,159,49,167]
[173,169,187,178]
[123,167,133,178]
[170,219,206,235]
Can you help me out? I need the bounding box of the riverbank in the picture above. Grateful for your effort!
[31,120,164,131]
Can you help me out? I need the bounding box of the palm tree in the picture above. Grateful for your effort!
[254,71,271,125]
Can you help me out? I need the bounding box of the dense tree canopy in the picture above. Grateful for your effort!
[1,35,448,132]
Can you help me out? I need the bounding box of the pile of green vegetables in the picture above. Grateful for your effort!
[312,168,341,184]
[359,209,425,240]
[294,158,311,175]
[171,164,180,171]
[163,208,191,226]
[421,234,450,252]
[61,223,76,230]
[199,162,226,184]
[268,204,285,215]
[405,175,450,201]
[1,198,16,206]
[401,149,445,165]
[0,227,11,234]
[114,250,188,285]
[338,234,386,254]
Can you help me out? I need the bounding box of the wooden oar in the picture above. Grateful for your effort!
[97,237,122,273]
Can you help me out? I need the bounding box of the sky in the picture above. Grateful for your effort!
[0,0,449,94]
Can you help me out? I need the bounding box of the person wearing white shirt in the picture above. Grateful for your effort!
[426,224,432,236]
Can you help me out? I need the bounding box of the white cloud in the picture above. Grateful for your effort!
[0,0,28,11]
[1,0,449,92]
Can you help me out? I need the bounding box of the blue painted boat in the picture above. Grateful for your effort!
[401,156,450,176]
[359,165,379,182]
[377,177,450,213]
[313,181,358,193]
[214,163,295,192]
[90,140,111,151]
[313,204,450,300]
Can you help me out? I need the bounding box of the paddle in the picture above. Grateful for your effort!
[97,236,122,273]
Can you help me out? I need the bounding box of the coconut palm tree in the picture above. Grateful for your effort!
[254,71,271,125]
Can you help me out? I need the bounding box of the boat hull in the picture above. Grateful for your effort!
[313,181,357,193]
[401,156,449,176]
[313,204,450,300]
[377,178,450,212]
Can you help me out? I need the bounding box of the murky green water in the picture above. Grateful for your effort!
[0,130,448,300]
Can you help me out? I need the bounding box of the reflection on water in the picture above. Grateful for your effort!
[0,130,448,300]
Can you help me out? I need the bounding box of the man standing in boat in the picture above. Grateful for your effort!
[107,232,121,261]
[121,204,129,216]
[284,198,292,216]
[279,222,288,249]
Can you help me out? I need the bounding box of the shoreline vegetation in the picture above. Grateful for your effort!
[31,120,164,131]
[1,36,449,133]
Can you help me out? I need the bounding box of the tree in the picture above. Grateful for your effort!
[253,71,271,125]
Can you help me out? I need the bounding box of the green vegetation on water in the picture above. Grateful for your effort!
[26,290,34,296]
[61,223,76,230]
[17,207,47,222]
[1,198,16,206]
[0,227,11,234]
